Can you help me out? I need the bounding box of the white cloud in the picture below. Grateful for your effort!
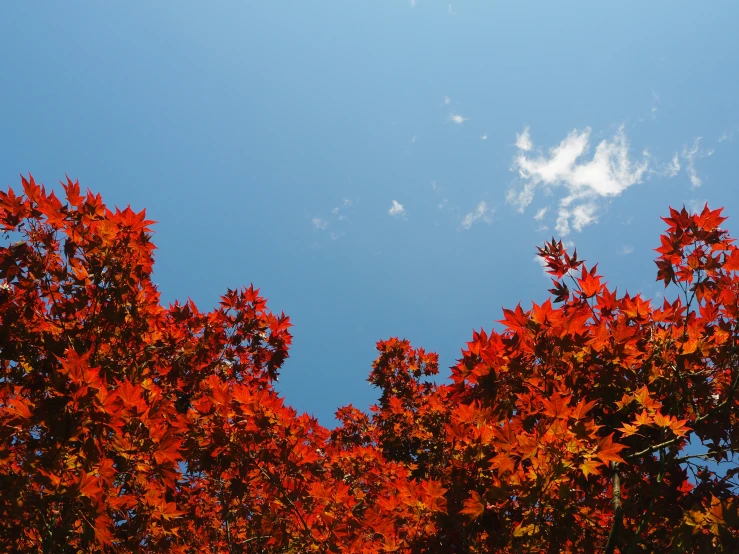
[388,200,406,217]
[533,207,548,221]
[481,134,488,141]
[448,113,469,125]
[443,95,451,105]
[619,245,634,255]
[448,4,456,15]
[682,138,713,189]
[312,217,329,230]
[330,199,354,222]
[515,127,533,151]
[460,201,492,229]
[556,202,598,236]
[718,129,737,143]
[509,126,648,236]
[666,154,681,178]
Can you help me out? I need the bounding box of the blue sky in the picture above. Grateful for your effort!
[1,2,738,425]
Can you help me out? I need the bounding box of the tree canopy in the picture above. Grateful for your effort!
[2,175,739,552]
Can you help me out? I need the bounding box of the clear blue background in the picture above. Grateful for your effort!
[1,1,738,425]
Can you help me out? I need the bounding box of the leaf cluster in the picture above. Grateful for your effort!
[2,178,739,552]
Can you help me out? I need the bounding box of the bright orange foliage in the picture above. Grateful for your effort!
[1,176,739,552]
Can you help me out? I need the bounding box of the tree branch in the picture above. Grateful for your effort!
[603,463,623,554]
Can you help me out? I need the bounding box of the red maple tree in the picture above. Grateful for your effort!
[1,175,738,552]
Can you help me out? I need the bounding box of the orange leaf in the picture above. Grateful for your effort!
[596,434,626,465]
[8,397,33,419]
[459,491,485,519]
[157,502,185,520]
[580,459,602,478]
[670,418,692,438]
[571,398,597,420]
[541,392,572,420]
[79,471,102,499]
[616,423,640,437]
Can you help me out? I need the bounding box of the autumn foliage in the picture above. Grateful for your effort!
[2,175,739,552]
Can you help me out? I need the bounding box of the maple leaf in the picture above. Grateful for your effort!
[570,398,596,420]
[490,453,516,474]
[617,423,640,437]
[541,393,572,420]
[7,397,33,419]
[724,249,739,271]
[499,304,529,333]
[93,515,114,547]
[669,418,691,438]
[633,410,653,427]
[116,379,146,411]
[579,458,602,478]
[153,435,183,466]
[652,411,672,428]
[459,491,485,519]
[421,480,447,502]
[78,471,102,499]
[577,265,605,298]
[596,434,626,465]
[157,502,186,520]
[634,387,662,412]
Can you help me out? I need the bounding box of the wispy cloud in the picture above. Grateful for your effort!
[682,138,713,189]
[650,89,660,119]
[388,200,406,217]
[717,127,738,143]
[331,207,348,221]
[619,245,634,255]
[515,127,533,151]
[666,154,681,178]
[312,217,329,230]
[533,207,548,221]
[443,95,452,105]
[460,201,492,229]
[313,198,355,239]
[481,134,488,141]
[556,203,599,235]
[330,198,353,222]
[448,113,469,125]
[508,126,649,236]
